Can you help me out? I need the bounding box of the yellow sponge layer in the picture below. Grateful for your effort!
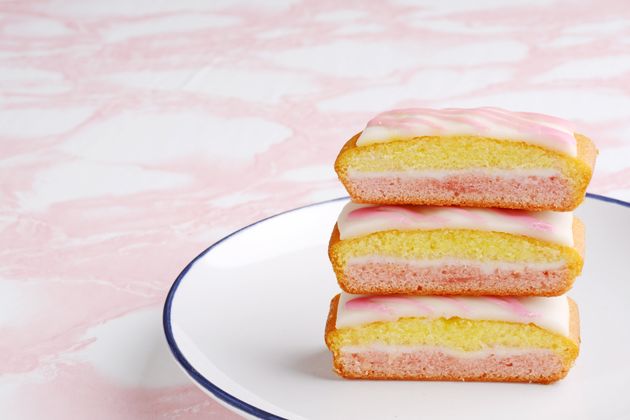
[330,229,583,277]
[336,136,591,186]
[327,317,579,365]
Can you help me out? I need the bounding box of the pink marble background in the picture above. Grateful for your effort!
[1,0,630,418]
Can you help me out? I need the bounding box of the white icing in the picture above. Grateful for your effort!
[347,168,563,180]
[356,107,578,157]
[347,256,565,274]
[336,292,571,337]
[337,201,574,246]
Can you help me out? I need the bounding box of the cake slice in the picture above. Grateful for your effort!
[329,201,584,296]
[335,107,597,211]
[325,293,580,383]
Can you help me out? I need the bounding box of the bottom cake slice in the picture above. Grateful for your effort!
[325,293,580,383]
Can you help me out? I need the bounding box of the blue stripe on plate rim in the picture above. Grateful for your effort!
[162,193,629,420]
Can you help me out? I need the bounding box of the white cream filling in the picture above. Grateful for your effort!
[347,168,563,180]
[340,344,555,359]
[346,256,565,275]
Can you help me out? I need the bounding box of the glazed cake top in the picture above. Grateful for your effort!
[336,292,571,337]
[356,107,577,157]
[337,201,574,246]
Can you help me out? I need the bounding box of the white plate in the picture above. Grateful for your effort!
[163,194,630,420]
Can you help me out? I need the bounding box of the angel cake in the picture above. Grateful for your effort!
[335,107,597,211]
[329,202,584,296]
[325,293,580,383]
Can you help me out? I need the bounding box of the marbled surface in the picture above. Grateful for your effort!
[1,0,630,418]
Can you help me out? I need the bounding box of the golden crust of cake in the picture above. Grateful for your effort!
[328,220,585,296]
[334,132,597,211]
[568,297,580,346]
[575,133,598,176]
[325,295,580,384]
[573,217,585,258]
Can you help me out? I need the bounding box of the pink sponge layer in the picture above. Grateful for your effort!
[337,348,566,383]
[346,173,573,210]
[341,261,573,296]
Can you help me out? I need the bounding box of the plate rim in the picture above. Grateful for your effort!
[162,193,630,420]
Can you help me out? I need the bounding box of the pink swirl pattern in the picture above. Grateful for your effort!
[379,296,435,315]
[336,294,568,335]
[448,207,488,224]
[346,296,434,315]
[484,297,539,318]
[340,203,572,245]
[438,296,471,314]
[348,205,449,225]
[491,209,554,232]
[345,296,393,314]
[345,295,538,319]
[357,107,578,156]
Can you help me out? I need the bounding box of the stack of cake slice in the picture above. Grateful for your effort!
[325,107,597,383]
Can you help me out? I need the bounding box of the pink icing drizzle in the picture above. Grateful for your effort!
[344,296,393,314]
[484,297,539,318]
[348,205,448,225]
[344,296,539,320]
[337,294,568,336]
[366,107,576,148]
[345,204,559,238]
[448,207,487,224]
[474,107,574,145]
[438,296,471,313]
[345,296,433,316]
[379,296,434,315]
[493,208,554,232]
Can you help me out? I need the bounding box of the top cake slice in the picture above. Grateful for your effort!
[335,107,597,211]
